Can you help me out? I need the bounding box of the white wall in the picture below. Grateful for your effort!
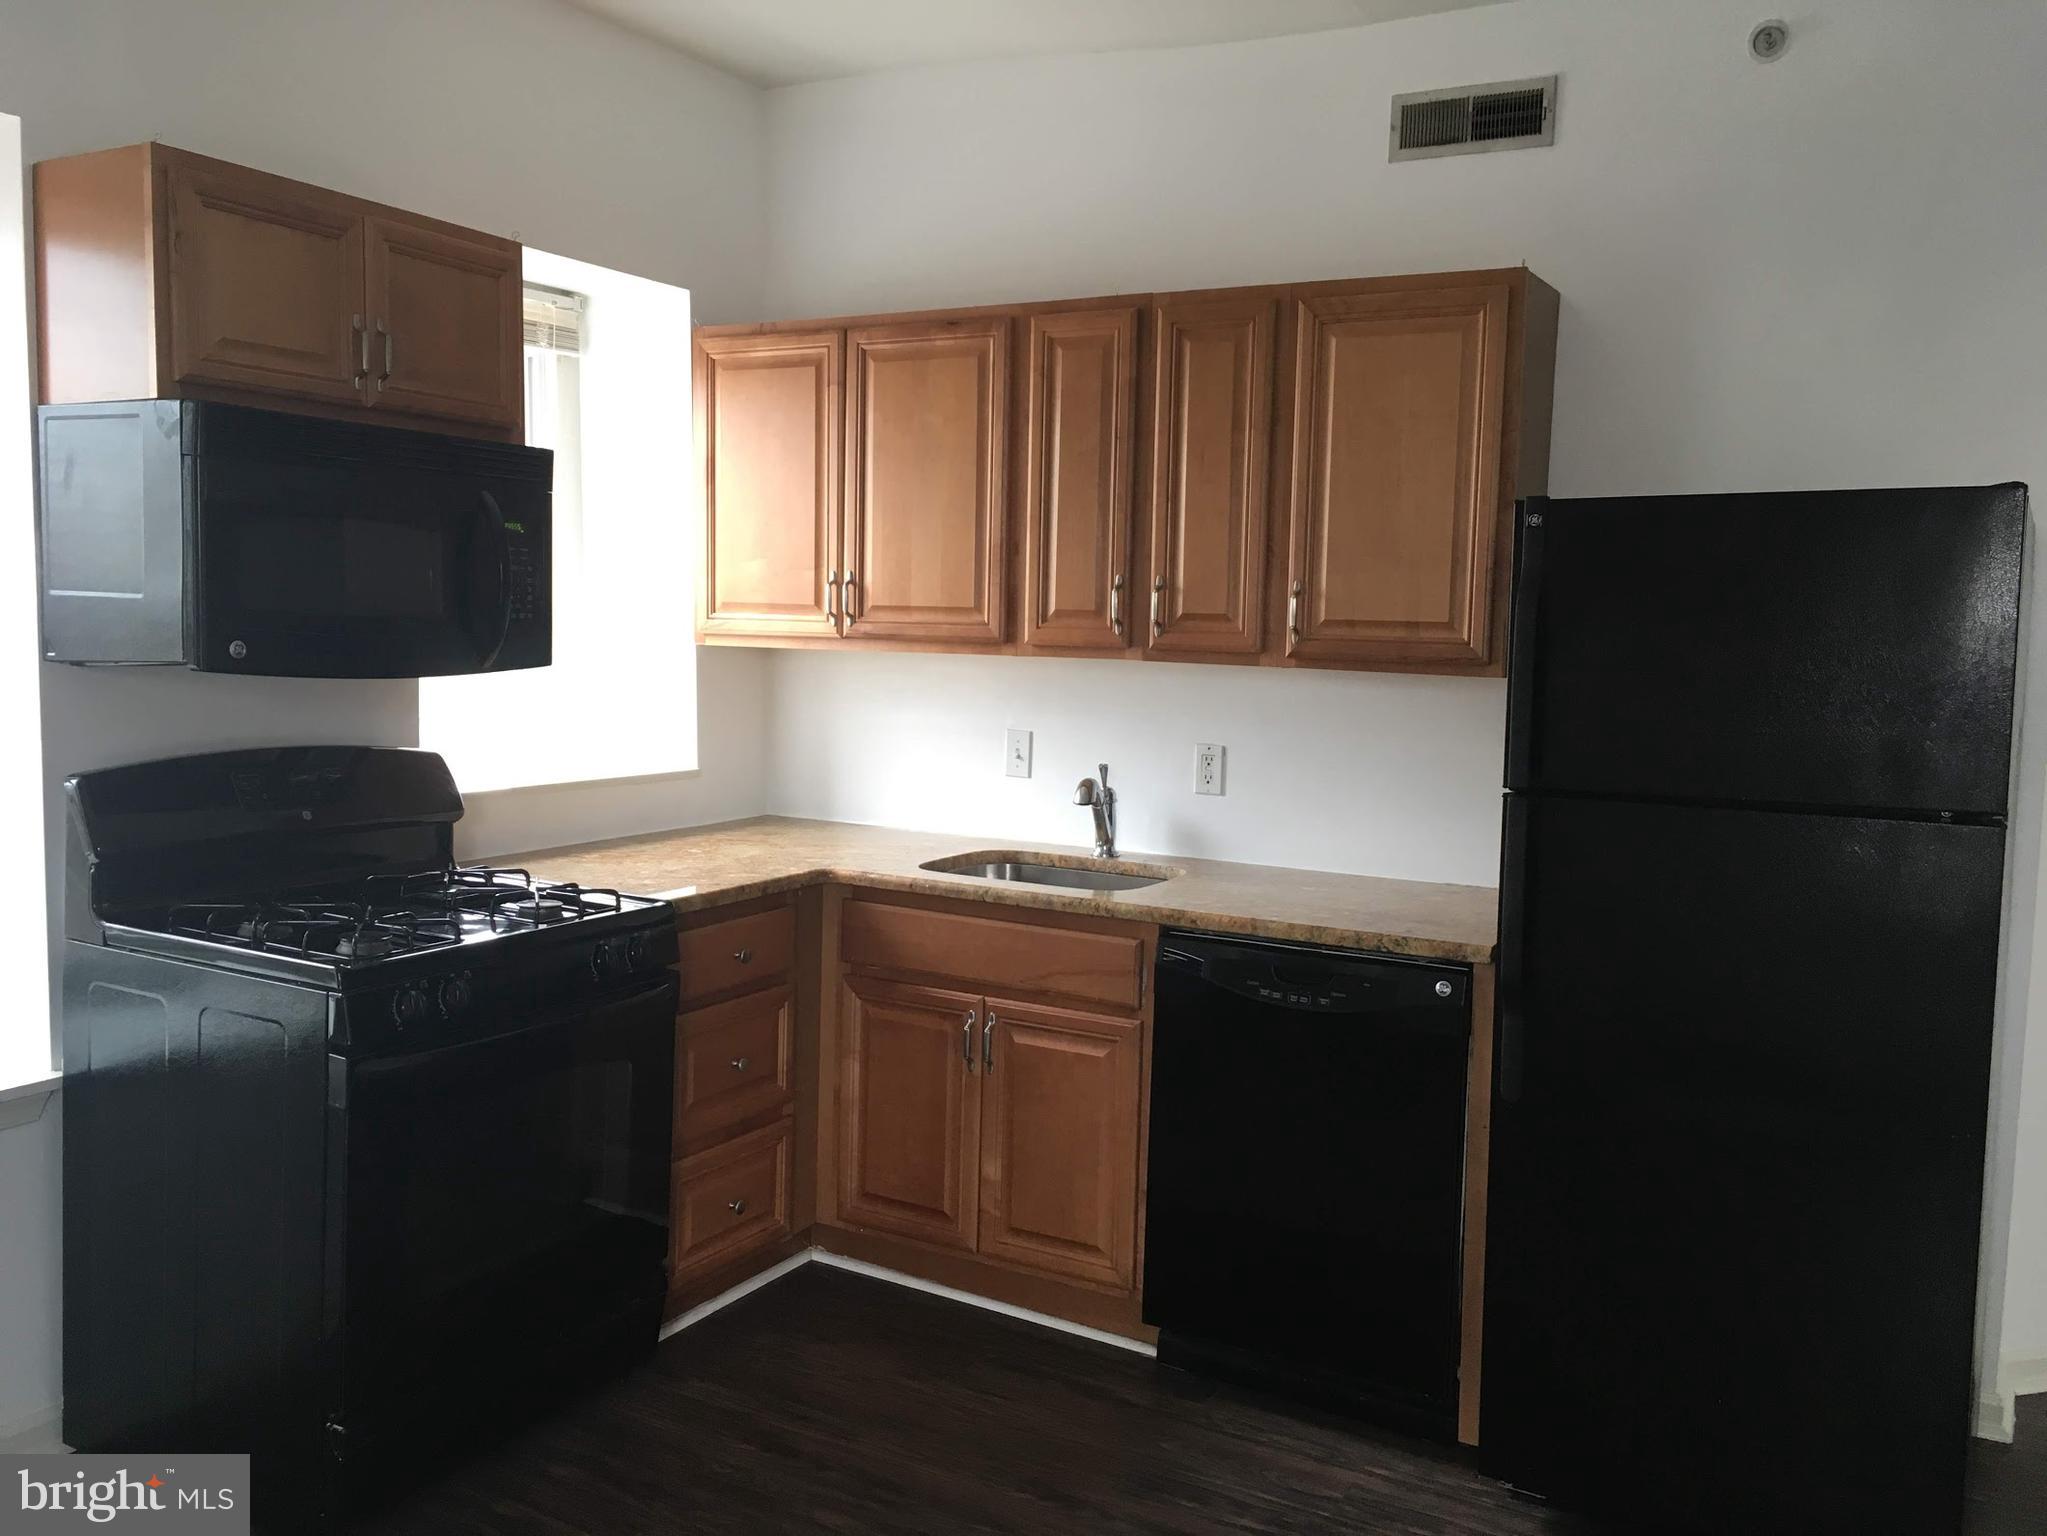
[759,0,2047,1422]
[0,0,773,1442]
[0,108,62,1450]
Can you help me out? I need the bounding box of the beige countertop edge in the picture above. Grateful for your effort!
[507,818,1499,966]
[652,865,1491,964]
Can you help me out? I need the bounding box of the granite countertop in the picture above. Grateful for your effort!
[503,817,1499,964]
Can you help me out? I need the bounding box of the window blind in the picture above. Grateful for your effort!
[523,283,585,353]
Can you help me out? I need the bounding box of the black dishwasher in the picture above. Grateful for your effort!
[1143,929,1471,1435]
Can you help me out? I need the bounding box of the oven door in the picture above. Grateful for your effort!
[335,973,675,1437]
[192,449,550,678]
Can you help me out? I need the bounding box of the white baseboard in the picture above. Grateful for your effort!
[1976,1390,2016,1444]
[2001,1353,2047,1401]
[0,1404,67,1455]
[656,1245,1157,1360]
[809,1250,1156,1357]
[657,1251,814,1341]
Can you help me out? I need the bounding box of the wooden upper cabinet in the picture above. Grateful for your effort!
[164,154,367,406]
[363,218,521,429]
[1282,285,1510,666]
[976,999,1141,1290]
[844,318,1008,644]
[1145,294,1275,656]
[697,331,844,640]
[689,268,1553,673]
[33,143,523,441]
[1020,308,1139,651]
[837,975,982,1252]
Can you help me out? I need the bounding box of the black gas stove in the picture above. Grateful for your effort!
[61,746,678,1525]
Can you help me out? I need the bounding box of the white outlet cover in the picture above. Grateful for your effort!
[1195,743,1225,796]
[1005,728,1033,779]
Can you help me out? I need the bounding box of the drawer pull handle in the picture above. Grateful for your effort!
[726,1197,747,1216]
[730,1055,750,1072]
[733,947,752,964]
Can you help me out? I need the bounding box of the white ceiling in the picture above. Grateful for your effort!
[564,0,1511,88]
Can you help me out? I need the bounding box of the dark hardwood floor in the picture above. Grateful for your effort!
[361,1263,2042,1535]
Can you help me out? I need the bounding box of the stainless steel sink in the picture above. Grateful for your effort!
[921,854,1172,892]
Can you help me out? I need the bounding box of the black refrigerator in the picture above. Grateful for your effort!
[1481,485,2026,1536]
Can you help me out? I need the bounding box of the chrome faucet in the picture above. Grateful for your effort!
[1073,763,1117,859]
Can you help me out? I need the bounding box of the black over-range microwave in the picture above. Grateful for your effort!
[36,400,551,678]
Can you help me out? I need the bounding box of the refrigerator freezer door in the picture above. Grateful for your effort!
[1482,793,2004,1536]
[1506,485,2024,815]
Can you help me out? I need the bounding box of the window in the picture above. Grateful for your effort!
[419,252,695,792]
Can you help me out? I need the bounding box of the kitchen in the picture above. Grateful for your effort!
[2,1,2045,1533]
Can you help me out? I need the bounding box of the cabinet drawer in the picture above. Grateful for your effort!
[678,904,794,1006]
[670,1120,791,1281]
[841,898,1143,1012]
[676,986,793,1145]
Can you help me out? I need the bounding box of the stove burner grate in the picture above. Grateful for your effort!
[160,867,632,964]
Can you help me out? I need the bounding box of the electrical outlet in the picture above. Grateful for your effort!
[1005,728,1033,779]
[1195,743,1225,796]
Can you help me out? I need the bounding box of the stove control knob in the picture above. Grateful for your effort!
[592,936,627,981]
[625,932,649,970]
[439,975,474,1016]
[392,985,432,1028]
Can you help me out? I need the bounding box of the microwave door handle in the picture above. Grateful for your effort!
[473,490,514,669]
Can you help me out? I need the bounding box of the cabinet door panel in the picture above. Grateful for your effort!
[837,975,981,1250]
[1284,286,1508,665]
[364,218,522,429]
[699,332,843,639]
[165,158,365,405]
[845,319,1007,643]
[1146,295,1274,655]
[977,1000,1141,1289]
[1021,309,1138,650]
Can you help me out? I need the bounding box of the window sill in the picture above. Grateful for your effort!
[457,764,706,798]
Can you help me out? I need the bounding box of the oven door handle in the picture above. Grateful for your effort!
[351,973,676,1088]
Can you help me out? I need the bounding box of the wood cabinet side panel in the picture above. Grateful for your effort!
[32,144,161,404]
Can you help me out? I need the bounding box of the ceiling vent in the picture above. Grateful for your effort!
[1389,75,1557,162]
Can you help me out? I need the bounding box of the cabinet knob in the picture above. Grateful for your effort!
[726,1197,747,1216]
[730,1055,750,1072]
[733,947,752,964]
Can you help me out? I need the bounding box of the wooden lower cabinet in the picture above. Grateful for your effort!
[830,899,1150,1304]
[976,999,1141,1289]
[836,975,983,1251]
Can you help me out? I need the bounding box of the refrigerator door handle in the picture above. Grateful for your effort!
[1503,497,1547,790]
[1497,794,1530,1104]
